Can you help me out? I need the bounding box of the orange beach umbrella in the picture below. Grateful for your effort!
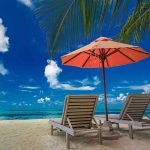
[61,37,150,121]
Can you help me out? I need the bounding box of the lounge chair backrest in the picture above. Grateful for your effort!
[119,94,150,121]
[61,95,98,129]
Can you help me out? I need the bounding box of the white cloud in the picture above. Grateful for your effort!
[115,84,150,94]
[76,78,89,85]
[19,89,33,92]
[12,101,32,106]
[76,76,100,86]
[0,18,9,53]
[45,60,62,88]
[44,60,96,91]
[117,93,127,101]
[112,89,116,92]
[142,86,150,94]
[37,97,51,104]
[17,0,33,8]
[19,85,40,90]
[53,100,63,105]
[93,76,101,85]
[0,63,9,75]
[98,94,114,102]
[57,84,95,91]
[98,94,103,101]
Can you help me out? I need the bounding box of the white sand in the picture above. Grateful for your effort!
[0,119,150,150]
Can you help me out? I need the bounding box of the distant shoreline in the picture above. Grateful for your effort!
[0,109,149,120]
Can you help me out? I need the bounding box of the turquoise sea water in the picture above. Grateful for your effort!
[0,108,149,120]
[0,110,62,120]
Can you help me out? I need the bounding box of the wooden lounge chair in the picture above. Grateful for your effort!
[95,94,150,139]
[49,95,102,149]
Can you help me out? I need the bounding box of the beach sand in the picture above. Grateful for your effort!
[0,119,150,150]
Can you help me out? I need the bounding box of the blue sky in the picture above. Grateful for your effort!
[0,0,150,111]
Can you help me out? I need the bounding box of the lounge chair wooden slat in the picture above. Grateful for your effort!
[126,112,146,114]
[65,120,91,124]
[69,99,96,102]
[67,115,92,119]
[120,94,150,120]
[71,124,90,128]
[130,103,149,105]
[67,112,93,116]
[49,95,102,149]
[129,105,149,107]
[95,94,150,139]
[68,102,95,106]
[64,95,97,130]
[127,108,146,110]
[69,118,91,121]
[68,96,97,99]
[68,106,95,109]
[67,108,94,112]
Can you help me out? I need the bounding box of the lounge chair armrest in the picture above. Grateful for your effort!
[49,119,74,136]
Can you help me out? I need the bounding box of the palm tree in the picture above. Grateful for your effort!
[34,0,150,58]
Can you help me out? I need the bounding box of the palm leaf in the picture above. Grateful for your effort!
[34,0,130,58]
[118,1,150,43]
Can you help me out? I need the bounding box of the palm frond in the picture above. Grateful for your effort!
[34,0,130,58]
[118,1,150,43]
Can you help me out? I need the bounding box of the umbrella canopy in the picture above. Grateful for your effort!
[61,37,150,121]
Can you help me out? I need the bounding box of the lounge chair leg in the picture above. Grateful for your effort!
[50,125,53,135]
[99,120,102,126]
[98,129,102,145]
[129,125,133,139]
[66,133,70,149]
[116,123,119,129]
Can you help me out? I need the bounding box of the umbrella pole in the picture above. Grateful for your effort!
[101,60,109,121]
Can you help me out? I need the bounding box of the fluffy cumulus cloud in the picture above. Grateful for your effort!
[0,18,9,53]
[117,93,127,101]
[0,63,9,75]
[37,97,51,104]
[142,85,150,94]
[17,0,33,8]
[98,94,115,102]
[98,94,103,101]
[45,60,62,88]
[44,60,96,91]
